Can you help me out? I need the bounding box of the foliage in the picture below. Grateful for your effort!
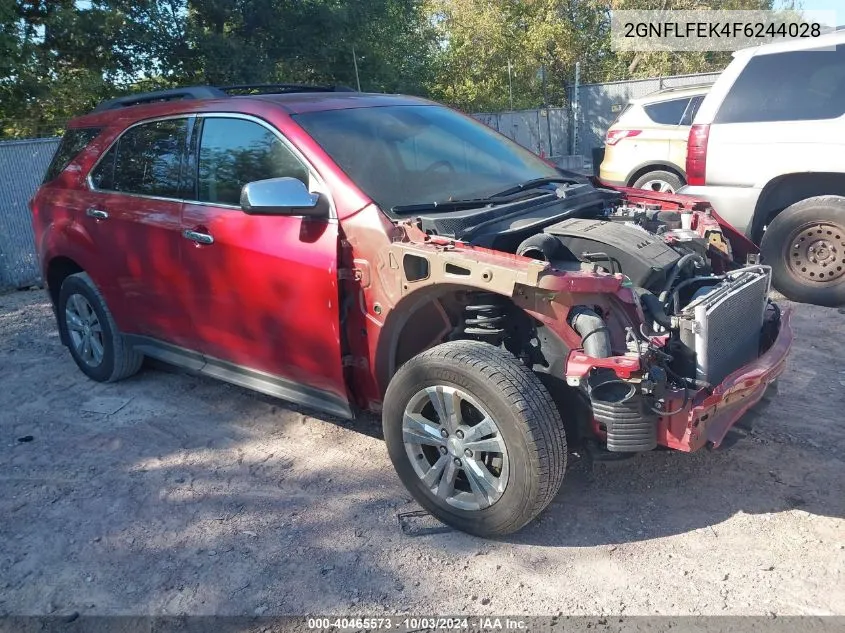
[1,0,782,138]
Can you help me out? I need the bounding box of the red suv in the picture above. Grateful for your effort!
[31,85,792,536]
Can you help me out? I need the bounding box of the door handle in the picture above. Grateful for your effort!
[86,208,109,220]
[183,229,214,245]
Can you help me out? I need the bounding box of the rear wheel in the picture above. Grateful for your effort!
[382,340,567,537]
[58,272,143,382]
[632,170,683,194]
[760,195,845,307]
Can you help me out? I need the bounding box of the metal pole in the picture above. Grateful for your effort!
[507,58,514,111]
[352,46,361,92]
[571,61,580,156]
[542,64,553,156]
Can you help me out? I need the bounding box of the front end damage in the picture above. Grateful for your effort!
[351,187,793,455]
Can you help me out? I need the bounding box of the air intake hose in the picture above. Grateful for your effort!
[636,289,674,329]
[569,307,612,358]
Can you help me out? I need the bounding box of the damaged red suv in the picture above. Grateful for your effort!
[31,85,792,536]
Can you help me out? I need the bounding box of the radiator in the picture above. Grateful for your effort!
[678,266,771,385]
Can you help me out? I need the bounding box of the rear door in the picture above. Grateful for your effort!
[178,114,349,416]
[83,116,196,345]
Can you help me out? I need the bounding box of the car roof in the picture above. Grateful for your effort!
[68,90,437,128]
[732,29,845,58]
[630,83,713,104]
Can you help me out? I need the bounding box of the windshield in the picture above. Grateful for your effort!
[293,105,561,212]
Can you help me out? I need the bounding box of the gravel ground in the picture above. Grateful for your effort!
[0,288,843,618]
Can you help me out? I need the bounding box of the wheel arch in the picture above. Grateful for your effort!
[373,284,587,443]
[374,284,571,393]
[750,172,845,244]
[625,161,686,187]
[45,256,84,313]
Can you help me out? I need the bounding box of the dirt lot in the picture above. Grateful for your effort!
[0,288,843,618]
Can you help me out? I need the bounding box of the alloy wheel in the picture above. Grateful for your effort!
[640,179,676,193]
[65,293,105,367]
[402,385,509,511]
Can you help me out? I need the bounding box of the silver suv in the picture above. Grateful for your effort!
[680,31,845,306]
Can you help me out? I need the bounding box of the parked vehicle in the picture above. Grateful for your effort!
[680,31,845,306]
[599,83,711,193]
[31,85,791,536]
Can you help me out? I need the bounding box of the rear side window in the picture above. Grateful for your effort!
[643,98,691,125]
[90,118,189,198]
[715,45,845,123]
[196,117,308,206]
[43,128,101,183]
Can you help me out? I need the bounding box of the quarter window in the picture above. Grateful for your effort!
[644,98,691,125]
[90,118,189,198]
[196,118,308,206]
[45,127,102,183]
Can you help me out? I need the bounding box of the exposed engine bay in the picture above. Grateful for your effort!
[410,182,782,452]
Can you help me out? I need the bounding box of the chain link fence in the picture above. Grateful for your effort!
[0,137,60,291]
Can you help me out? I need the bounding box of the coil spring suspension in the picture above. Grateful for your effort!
[464,294,507,344]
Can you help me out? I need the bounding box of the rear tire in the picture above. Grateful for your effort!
[632,170,684,194]
[382,340,567,537]
[58,272,143,382]
[760,195,845,307]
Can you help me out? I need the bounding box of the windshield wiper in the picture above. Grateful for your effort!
[391,198,496,214]
[489,177,576,199]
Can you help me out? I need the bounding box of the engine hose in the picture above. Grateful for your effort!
[516,233,561,261]
[569,307,612,358]
[636,289,673,329]
[667,274,725,312]
[658,253,707,302]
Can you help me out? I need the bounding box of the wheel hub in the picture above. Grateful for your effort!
[65,293,105,367]
[402,385,509,511]
[786,222,845,283]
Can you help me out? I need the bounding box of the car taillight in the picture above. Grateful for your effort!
[605,129,641,146]
[686,124,709,186]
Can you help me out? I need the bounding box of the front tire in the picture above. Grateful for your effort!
[760,195,845,307]
[58,272,143,382]
[382,340,567,537]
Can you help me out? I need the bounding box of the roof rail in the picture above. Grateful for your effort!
[219,83,357,95]
[91,83,359,113]
[92,86,228,112]
[651,82,714,94]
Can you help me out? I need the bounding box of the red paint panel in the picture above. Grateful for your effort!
[179,203,346,399]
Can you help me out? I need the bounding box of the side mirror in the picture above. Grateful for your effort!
[240,177,327,217]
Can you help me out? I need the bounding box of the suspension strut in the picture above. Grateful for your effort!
[463,294,507,344]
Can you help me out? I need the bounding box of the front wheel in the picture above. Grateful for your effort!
[760,195,845,307]
[382,340,567,537]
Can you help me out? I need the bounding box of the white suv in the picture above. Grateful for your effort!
[680,31,845,306]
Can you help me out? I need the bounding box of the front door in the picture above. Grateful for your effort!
[178,115,349,416]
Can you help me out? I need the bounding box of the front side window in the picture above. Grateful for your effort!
[293,105,560,212]
[196,117,309,206]
[644,98,691,125]
[90,118,189,198]
[715,45,845,123]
